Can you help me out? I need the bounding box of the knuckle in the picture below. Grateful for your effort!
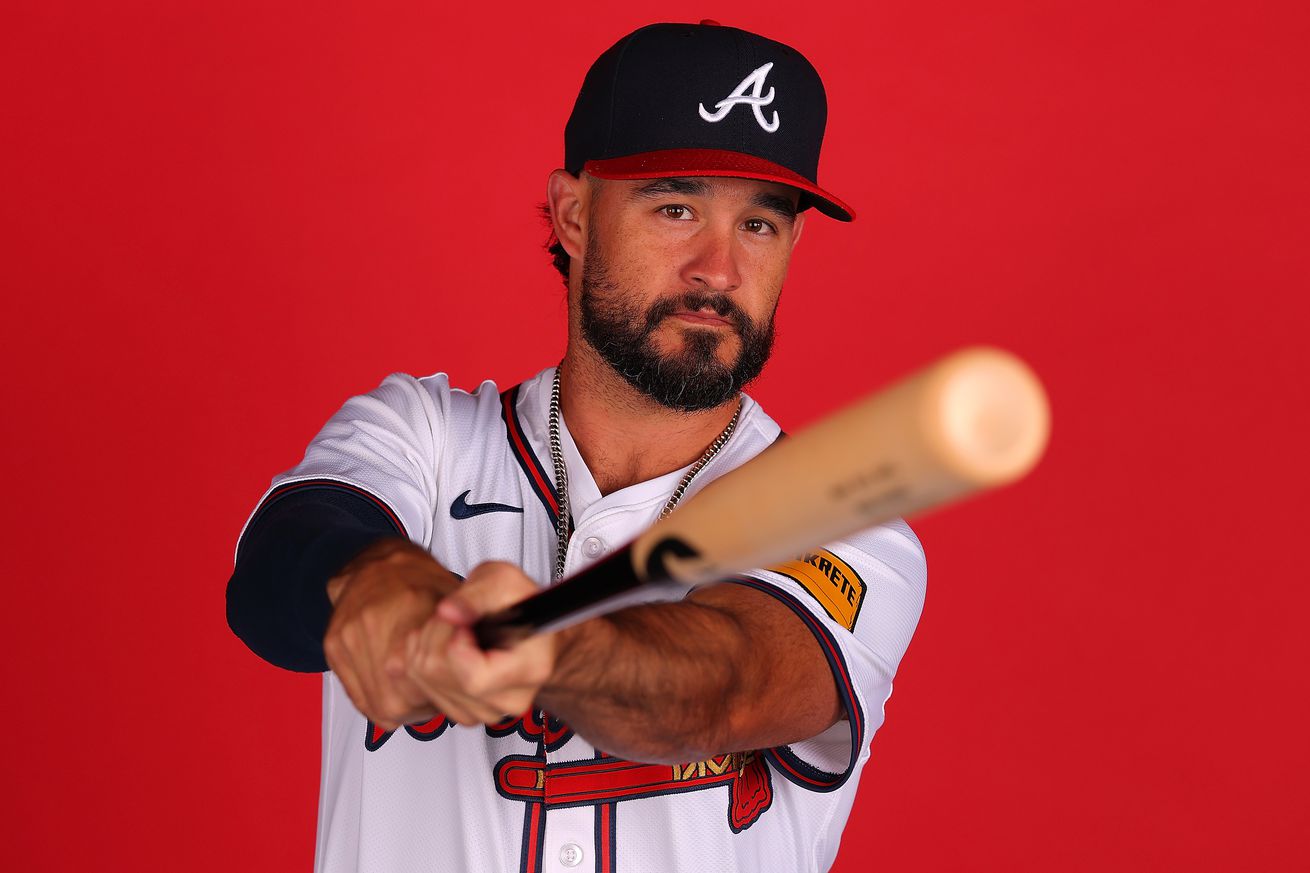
[468,560,514,585]
[358,606,384,632]
[396,586,427,613]
[336,622,363,648]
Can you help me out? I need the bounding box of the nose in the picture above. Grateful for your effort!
[680,225,742,294]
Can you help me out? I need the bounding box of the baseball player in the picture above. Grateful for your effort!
[228,22,926,873]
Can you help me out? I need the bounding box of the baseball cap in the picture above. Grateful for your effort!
[564,21,854,221]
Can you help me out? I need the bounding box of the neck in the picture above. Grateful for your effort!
[557,346,740,496]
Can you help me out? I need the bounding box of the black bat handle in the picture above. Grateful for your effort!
[473,545,646,649]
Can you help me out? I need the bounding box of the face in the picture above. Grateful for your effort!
[576,175,804,412]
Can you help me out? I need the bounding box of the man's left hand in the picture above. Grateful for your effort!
[402,561,556,725]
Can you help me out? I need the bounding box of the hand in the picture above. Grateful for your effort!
[404,561,556,726]
[323,538,461,731]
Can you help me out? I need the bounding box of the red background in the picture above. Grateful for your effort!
[3,2,1307,870]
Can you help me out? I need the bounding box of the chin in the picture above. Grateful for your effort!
[663,324,739,354]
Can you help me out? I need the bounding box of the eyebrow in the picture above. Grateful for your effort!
[630,177,799,223]
[631,178,713,199]
[751,192,799,223]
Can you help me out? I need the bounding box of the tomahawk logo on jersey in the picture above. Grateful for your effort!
[238,369,925,873]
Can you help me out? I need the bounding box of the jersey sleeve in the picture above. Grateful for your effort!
[227,373,451,670]
[250,372,450,547]
[728,518,926,791]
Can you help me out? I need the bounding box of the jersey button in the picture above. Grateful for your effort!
[559,843,584,867]
[581,536,605,558]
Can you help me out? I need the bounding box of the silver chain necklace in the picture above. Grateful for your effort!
[548,367,741,581]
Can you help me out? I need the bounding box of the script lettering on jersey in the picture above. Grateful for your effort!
[487,708,573,751]
[366,709,571,752]
[366,713,451,751]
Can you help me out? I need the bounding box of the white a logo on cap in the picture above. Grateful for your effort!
[698,62,780,133]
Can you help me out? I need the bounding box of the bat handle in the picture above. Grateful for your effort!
[473,604,538,650]
[473,544,667,649]
[474,585,592,649]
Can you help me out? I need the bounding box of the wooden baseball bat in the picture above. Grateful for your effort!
[474,346,1050,649]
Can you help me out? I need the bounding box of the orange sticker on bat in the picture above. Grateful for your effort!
[769,549,866,631]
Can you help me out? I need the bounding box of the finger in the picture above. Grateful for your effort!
[359,612,411,721]
[371,698,440,733]
[375,699,440,732]
[327,622,388,723]
[369,616,450,725]
[405,617,457,699]
[453,626,552,694]
[323,632,366,715]
[424,688,494,727]
[407,612,456,673]
[384,621,435,684]
[433,686,514,726]
[358,616,429,726]
[436,593,477,626]
[445,629,542,717]
[443,627,491,690]
[384,639,409,677]
[399,623,440,683]
[406,628,518,725]
[402,627,421,671]
[373,668,437,728]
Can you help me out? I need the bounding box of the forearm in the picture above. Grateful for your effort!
[538,591,803,764]
[540,602,740,762]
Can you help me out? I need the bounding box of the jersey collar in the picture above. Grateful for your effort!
[512,367,777,529]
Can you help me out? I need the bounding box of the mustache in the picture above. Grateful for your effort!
[644,292,751,332]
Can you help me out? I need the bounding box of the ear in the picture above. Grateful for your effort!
[789,211,807,252]
[547,170,588,260]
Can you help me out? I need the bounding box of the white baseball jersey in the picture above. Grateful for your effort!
[240,366,926,873]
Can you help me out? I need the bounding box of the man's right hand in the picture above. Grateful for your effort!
[323,538,460,731]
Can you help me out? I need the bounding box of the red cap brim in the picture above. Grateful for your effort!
[582,149,855,221]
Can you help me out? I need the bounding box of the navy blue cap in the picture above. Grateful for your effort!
[564,22,854,221]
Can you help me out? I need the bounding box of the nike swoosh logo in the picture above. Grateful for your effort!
[450,490,524,519]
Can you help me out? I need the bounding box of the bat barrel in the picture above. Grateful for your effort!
[921,346,1050,488]
[476,346,1050,647]
[626,346,1050,586]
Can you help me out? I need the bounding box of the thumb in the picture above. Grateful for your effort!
[437,561,536,625]
[436,591,478,626]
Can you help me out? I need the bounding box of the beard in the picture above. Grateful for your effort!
[579,236,776,412]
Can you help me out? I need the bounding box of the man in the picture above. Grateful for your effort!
[228,21,926,873]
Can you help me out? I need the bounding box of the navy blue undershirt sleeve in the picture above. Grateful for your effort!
[226,485,405,672]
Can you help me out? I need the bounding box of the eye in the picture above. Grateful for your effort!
[661,205,693,221]
[742,218,777,235]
